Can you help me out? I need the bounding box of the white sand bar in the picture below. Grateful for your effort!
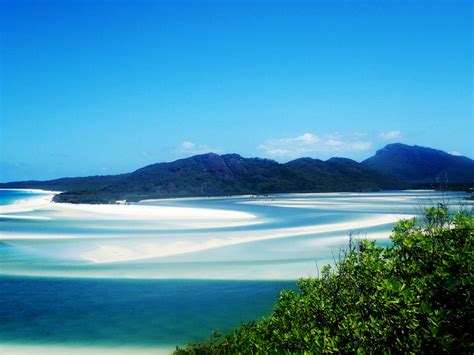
[56,203,256,220]
[0,189,256,222]
[79,213,413,263]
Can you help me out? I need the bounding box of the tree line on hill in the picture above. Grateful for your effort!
[1,143,473,204]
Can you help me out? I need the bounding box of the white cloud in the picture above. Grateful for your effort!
[379,130,401,140]
[449,151,462,156]
[258,132,372,159]
[176,141,217,154]
[351,141,373,151]
[257,133,320,157]
[352,131,368,138]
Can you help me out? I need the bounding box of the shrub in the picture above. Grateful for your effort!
[175,206,474,353]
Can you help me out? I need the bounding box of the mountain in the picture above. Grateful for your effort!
[285,157,399,191]
[362,143,474,184]
[3,144,471,204]
[0,153,403,204]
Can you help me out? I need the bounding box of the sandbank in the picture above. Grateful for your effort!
[0,188,256,220]
[79,213,413,263]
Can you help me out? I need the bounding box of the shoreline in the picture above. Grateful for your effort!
[0,188,62,195]
[0,189,258,224]
[0,188,448,205]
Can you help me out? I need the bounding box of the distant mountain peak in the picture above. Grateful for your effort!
[190,152,221,159]
[286,157,323,164]
[363,143,474,184]
[221,153,243,159]
[378,143,447,155]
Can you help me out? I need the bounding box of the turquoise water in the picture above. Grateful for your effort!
[0,189,472,352]
[0,276,293,348]
[1,190,470,279]
[0,189,41,205]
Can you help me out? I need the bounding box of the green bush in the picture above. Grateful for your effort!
[175,206,474,354]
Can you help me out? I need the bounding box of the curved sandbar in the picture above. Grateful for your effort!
[0,189,257,225]
[78,213,413,263]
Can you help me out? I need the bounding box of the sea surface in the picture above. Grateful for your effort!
[0,189,472,353]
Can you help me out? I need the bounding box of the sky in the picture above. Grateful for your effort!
[0,0,472,181]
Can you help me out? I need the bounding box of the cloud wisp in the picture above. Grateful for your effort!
[258,133,372,159]
[379,130,401,140]
[175,141,218,155]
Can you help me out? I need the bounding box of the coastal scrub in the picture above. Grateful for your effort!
[175,206,474,353]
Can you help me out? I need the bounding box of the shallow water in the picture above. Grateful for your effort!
[0,189,41,205]
[0,190,471,352]
[1,190,470,279]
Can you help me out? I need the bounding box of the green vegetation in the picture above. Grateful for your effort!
[2,143,474,204]
[0,153,404,204]
[175,206,474,353]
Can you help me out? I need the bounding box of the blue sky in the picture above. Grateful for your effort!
[0,0,472,181]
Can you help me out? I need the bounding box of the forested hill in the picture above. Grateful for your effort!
[363,143,474,184]
[2,144,472,204]
[0,153,403,204]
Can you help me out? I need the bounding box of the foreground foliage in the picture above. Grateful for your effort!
[175,206,474,353]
